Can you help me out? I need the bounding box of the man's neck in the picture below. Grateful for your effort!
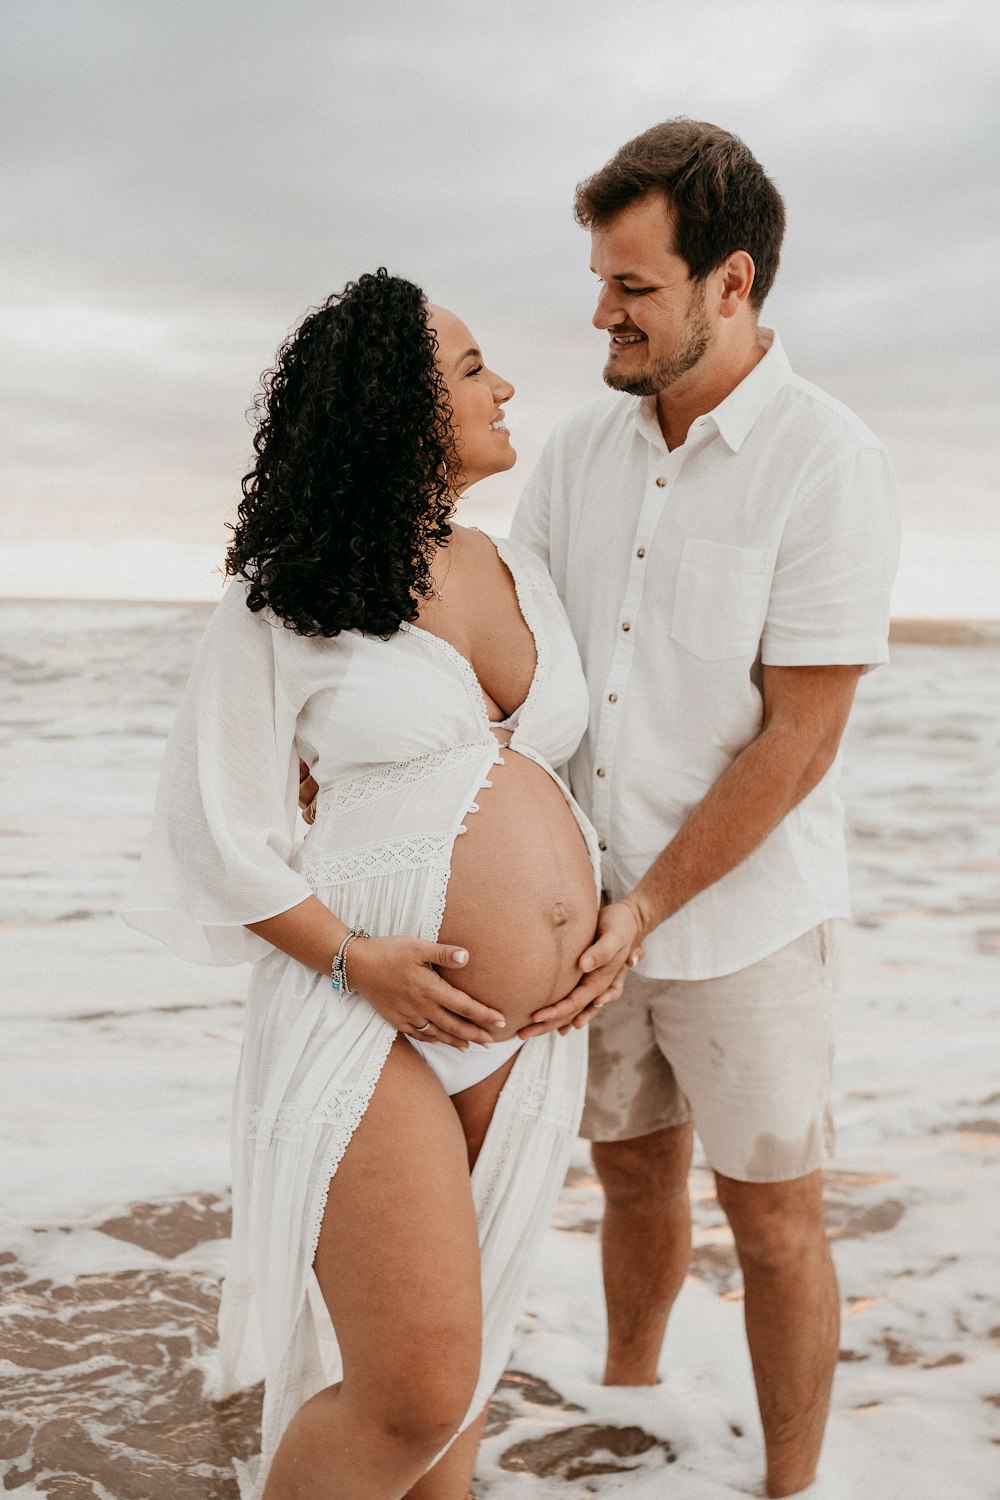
[655,325,769,451]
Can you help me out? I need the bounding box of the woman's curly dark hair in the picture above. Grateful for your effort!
[225,269,457,637]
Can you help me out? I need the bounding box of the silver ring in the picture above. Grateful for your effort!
[413,1020,431,1033]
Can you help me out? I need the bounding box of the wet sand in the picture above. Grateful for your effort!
[0,1191,673,1495]
[2,604,999,1496]
[4,1150,998,1496]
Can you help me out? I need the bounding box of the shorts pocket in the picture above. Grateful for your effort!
[670,537,770,661]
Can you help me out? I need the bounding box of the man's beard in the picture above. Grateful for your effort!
[603,287,711,397]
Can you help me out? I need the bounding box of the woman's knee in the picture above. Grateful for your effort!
[368,1367,478,1455]
[356,1331,481,1455]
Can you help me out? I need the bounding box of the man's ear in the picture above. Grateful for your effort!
[718,251,755,319]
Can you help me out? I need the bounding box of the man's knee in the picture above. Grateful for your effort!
[715,1169,827,1271]
[592,1124,693,1209]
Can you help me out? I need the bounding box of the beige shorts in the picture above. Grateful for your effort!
[581,921,842,1183]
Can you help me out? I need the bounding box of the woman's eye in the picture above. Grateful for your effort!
[466,363,484,377]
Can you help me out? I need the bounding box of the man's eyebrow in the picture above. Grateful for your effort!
[589,268,651,283]
[454,346,482,368]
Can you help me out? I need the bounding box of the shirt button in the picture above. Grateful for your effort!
[655,476,668,488]
[621,621,631,632]
[636,547,646,559]
[596,767,606,778]
[598,839,608,852]
[608,692,618,703]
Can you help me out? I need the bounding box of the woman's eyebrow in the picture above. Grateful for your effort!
[453,347,482,368]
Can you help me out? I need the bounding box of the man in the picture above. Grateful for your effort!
[511,119,900,1498]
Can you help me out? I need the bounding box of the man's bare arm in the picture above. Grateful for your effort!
[624,662,863,938]
[523,663,862,1034]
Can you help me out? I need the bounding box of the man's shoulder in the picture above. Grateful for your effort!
[775,372,885,458]
[545,388,638,449]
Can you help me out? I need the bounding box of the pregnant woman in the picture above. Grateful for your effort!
[124,271,636,1500]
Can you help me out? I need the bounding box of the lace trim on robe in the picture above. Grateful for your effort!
[299,834,453,889]
[313,741,490,818]
[397,621,491,724]
[493,536,548,733]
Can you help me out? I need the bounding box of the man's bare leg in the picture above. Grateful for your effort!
[715,1169,838,1498]
[591,1123,694,1384]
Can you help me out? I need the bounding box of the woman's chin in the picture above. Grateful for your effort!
[462,447,518,489]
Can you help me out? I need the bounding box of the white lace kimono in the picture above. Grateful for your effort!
[123,535,600,1498]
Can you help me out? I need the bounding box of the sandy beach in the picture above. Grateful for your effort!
[1,599,998,1499]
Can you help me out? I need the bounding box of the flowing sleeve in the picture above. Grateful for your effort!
[122,582,313,966]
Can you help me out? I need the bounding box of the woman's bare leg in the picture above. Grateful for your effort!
[399,1051,520,1500]
[452,1052,520,1171]
[402,1411,486,1500]
[262,1038,483,1500]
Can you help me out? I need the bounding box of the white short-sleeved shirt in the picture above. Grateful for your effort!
[512,330,900,980]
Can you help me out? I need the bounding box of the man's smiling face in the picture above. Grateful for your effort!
[590,192,713,397]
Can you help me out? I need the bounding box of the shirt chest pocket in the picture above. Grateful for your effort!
[670,537,770,662]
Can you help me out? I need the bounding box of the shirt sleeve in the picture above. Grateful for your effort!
[122,582,313,965]
[509,445,553,570]
[762,444,901,668]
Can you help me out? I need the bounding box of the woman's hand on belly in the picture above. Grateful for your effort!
[349,936,509,1049]
[517,899,644,1039]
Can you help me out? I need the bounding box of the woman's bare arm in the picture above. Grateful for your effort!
[247,897,507,1048]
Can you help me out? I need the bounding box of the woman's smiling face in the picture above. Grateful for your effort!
[427,304,516,492]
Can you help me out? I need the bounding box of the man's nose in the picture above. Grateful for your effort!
[593,285,624,330]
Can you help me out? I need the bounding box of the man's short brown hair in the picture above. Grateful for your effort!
[575,118,786,311]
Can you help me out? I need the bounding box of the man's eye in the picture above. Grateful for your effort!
[623,287,653,297]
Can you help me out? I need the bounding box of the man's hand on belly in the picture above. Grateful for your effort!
[518,899,643,1039]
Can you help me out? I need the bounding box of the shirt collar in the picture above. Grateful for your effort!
[632,327,792,455]
[708,328,791,452]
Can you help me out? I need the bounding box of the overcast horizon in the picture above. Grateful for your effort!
[2,0,998,614]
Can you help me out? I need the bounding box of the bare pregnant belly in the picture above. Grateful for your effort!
[437,748,599,1034]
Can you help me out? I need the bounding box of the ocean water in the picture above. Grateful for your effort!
[1,600,999,1498]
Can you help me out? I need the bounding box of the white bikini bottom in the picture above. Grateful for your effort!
[405,1033,525,1096]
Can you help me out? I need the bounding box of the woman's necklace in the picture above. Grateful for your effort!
[429,545,454,602]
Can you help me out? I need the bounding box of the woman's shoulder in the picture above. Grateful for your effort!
[202,577,317,681]
[487,531,560,595]
[204,575,277,646]
[208,574,258,620]
[209,577,315,646]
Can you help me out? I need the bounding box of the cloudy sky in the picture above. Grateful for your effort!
[2,0,998,610]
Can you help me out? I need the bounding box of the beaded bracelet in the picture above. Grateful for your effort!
[330,927,370,996]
